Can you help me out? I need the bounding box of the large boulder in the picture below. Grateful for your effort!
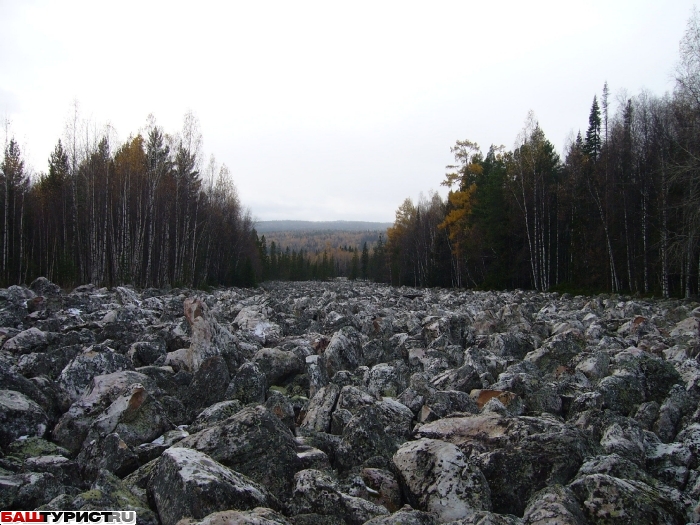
[393,438,491,522]
[174,406,300,499]
[148,448,274,525]
[252,347,304,386]
[3,327,50,354]
[226,362,267,405]
[301,384,340,433]
[291,469,389,525]
[324,328,361,377]
[415,414,596,516]
[52,370,155,454]
[186,355,230,414]
[0,389,48,447]
[58,346,135,402]
[568,473,686,524]
[177,509,291,525]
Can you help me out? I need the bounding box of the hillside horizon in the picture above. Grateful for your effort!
[254,220,392,233]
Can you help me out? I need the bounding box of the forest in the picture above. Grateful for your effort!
[1,12,698,296]
[0,112,259,289]
[381,12,700,298]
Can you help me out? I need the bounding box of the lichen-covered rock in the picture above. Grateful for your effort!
[0,389,48,447]
[174,405,300,499]
[6,436,70,459]
[148,447,273,525]
[362,506,438,525]
[186,355,230,414]
[337,399,414,470]
[177,508,292,525]
[393,438,491,522]
[360,468,402,513]
[127,341,166,367]
[253,347,304,386]
[226,362,267,405]
[190,400,244,432]
[52,370,155,454]
[3,327,49,354]
[415,414,595,516]
[324,328,361,377]
[366,362,408,398]
[30,277,62,297]
[568,473,686,524]
[234,305,282,346]
[0,470,65,510]
[290,469,389,525]
[39,469,158,525]
[523,329,584,374]
[430,364,483,393]
[77,432,140,478]
[521,485,587,525]
[265,390,296,434]
[1,279,700,524]
[301,383,340,433]
[58,346,135,402]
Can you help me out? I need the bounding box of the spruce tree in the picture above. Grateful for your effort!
[360,242,369,278]
[583,96,602,162]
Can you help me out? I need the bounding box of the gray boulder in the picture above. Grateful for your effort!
[0,389,48,447]
[175,405,300,499]
[58,346,135,402]
[177,509,291,525]
[569,473,686,524]
[393,438,491,522]
[227,362,267,405]
[291,469,389,525]
[148,447,274,525]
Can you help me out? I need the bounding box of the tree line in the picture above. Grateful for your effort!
[1,111,259,289]
[382,11,700,298]
[255,236,388,282]
[2,12,698,295]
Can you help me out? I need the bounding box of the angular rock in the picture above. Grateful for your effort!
[148,447,273,525]
[291,469,389,525]
[0,389,48,447]
[227,362,267,405]
[301,383,340,433]
[177,509,292,525]
[522,485,587,525]
[175,405,300,499]
[3,327,49,354]
[569,473,686,524]
[187,355,230,414]
[393,438,491,521]
[58,346,135,402]
[253,347,304,386]
[362,506,438,525]
[52,370,155,454]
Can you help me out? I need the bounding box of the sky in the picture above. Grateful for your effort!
[0,0,696,222]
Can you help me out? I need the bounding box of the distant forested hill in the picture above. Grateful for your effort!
[253,221,390,281]
[255,220,392,233]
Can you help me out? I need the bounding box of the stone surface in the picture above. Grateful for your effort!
[393,438,491,522]
[0,280,699,524]
[148,447,273,525]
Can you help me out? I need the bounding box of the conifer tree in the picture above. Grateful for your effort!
[360,242,369,278]
[583,96,602,162]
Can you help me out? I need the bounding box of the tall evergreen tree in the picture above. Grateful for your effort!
[360,242,369,278]
[583,96,602,162]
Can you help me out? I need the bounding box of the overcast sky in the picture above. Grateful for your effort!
[0,1,695,222]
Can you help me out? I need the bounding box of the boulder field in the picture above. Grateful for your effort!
[2,277,700,524]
